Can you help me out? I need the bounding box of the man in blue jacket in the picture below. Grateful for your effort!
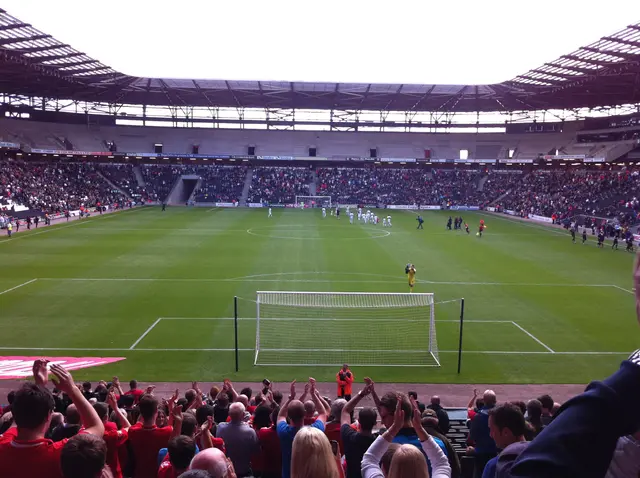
[470,390,498,478]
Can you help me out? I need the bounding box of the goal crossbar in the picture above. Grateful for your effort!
[295,195,332,207]
[254,291,439,367]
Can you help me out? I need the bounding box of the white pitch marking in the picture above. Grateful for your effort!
[129,318,162,350]
[511,321,555,353]
[611,284,635,295]
[0,279,37,296]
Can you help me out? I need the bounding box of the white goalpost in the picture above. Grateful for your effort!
[254,291,439,367]
[295,195,332,208]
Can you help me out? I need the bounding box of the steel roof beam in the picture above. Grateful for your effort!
[16,44,69,53]
[45,59,96,68]
[26,52,84,62]
[602,36,640,48]
[561,54,610,66]
[544,62,594,74]
[58,66,106,75]
[628,24,640,31]
[580,46,640,60]
[530,69,577,79]
[0,22,30,31]
[0,34,52,46]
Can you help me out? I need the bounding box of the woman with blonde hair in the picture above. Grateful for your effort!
[362,395,451,478]
[291,426,344,478]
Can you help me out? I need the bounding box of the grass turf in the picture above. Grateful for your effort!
[0,206,636,384]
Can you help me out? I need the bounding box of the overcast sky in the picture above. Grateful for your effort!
[4,0,639,84]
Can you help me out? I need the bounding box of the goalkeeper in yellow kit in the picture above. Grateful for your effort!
[405,263,417,292]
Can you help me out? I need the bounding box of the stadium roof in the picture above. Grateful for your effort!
[1,8,639,113]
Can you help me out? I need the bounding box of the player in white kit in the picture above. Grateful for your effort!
[349,212,354,223]
[387,215,392,227]
[268,207,272,218]
[382,217,388,227]
[374,215,378,225]
[322,207,326,218]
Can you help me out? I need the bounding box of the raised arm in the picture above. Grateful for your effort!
[364,377,382,412]
[171,405,183,439]
[411,398,451,478]
[108,391,131,430]
[224,379,239,403]
[199,416,214,449]
[467,388,478,410]
[362,394,405,478]
[278,380,296,423]
[309,378,329,423]
[300,382,310,403]
[50,364,104,437]
[341,386,369,426]
[112,376,125,397]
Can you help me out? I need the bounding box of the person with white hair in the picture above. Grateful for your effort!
[215,402,258,477]
[190,447,235,478]
[469,390,498,478]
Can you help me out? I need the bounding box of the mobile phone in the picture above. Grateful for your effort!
[330,440,339,456]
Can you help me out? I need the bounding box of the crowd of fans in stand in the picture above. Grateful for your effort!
[3,353,640,478]
[248,168,311,205]
[140,165,195,203]
[498,169,640,222]
[0,160,126,214]
[193,166,247,203]
[97,164,151,203]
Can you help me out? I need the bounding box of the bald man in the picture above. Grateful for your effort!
[427,395,450,434]
[277,380,328,478]
[470,390,498,478]
[215,402,257,477]
[189,447,232,478]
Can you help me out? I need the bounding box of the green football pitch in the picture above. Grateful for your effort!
[0,206,637,384]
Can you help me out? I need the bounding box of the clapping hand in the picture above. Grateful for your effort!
[32,359,49,386]
[289,380,296,400]
[389,394,405,435]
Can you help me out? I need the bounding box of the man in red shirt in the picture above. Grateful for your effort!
[124,379,145,404]
[157,435,196,478]
[0,360,104,478]
[128,394,176,478]
[95,392,130,478]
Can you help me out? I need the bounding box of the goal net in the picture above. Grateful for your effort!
[295,196,332,208]
[254,291,439,367]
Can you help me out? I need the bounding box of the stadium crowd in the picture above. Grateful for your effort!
[2,349,640,478]
[498,169,640,222]
[248,167,311,204]
[0,159,126,214]
[97,164,151,202]
[193,166,247,203]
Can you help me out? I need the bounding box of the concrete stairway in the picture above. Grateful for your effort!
[239,168,253,206]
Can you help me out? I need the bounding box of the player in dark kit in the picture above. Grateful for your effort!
[464,222,470,234]
[416,215,424,229]
[34,216,39,228]
[627,236,634,252]
[336,207,340,219]
[570,227,576,244]
[447,217,452,230]
[65,210,70,221]
[597,230,605,248]
[582,229,587,244]
[612,236,619,250]
[26,216,31,230]
[162,202,166,211]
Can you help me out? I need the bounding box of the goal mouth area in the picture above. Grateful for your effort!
[254,291,439,367]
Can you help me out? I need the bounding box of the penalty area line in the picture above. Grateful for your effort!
[129,318,162,350]
[611,284,635,295]
[511,321,555,353]
[0,279,38,296]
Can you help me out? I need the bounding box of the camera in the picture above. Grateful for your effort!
[262,378,271,395]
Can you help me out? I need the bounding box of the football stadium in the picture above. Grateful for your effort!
[1,4,640,477]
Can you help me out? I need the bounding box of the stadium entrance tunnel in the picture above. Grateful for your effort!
[167,175,200,205]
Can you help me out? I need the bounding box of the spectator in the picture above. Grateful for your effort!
[340,384,377,478]
[481,403,527,478]
[195,405,226,453]
[377,392,448,477]
[379,444,400,477]
[303,400,316,425]
[361,394,450,478]
[278,379,328,478]
[216,402,258,477]
[159,413,199,464]
[60,433,108,478]
[158,435,197,478]
[125,380,144,405]
[95,392,130,478]
[427,396,450,434]
[537,394,554,425]
[469,390,498,478]
[407,391,425,414]
[127,394,176,478]
[189,447,235,478]
[466,389,484,421]
[524,399,545,440]
[213,392,230,424]
[291,426,341,478]
[81,382,96,402]
[420,411,461,478]
[0,361,104,478]
[52,404,82,442]
[255,406,282,478]
[325,399,347,453]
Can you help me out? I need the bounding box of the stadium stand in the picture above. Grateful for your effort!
[248,167,312,204]
[192,166,248,204]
